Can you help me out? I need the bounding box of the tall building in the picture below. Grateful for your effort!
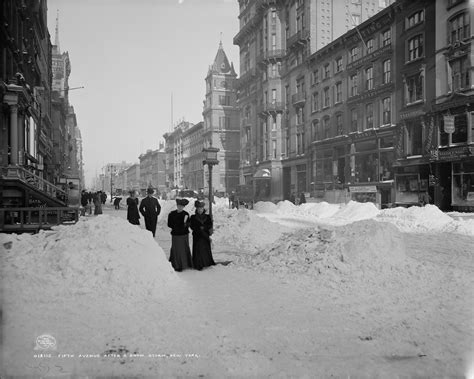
[182,121,205,191]
[202,42,240,195]
[234,0,390,202]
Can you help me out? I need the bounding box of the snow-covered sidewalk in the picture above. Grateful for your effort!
[1,199,473,378]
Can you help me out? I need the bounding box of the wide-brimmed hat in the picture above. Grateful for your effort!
[146,187,154,194]
[194,200,205,208]
[176,198,189,206]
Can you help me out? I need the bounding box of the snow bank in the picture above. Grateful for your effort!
[377,204,474,236]
[212,208,285,252]
[233,219,408,282]
[2,215,179,302]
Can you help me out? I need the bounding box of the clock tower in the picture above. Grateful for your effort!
[202,41,240,195]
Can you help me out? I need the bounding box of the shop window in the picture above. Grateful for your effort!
[355,152,378,183]
[395,173,420,204]
[452,161,474,206]
[452,113,468,144]
[379,151,394,181]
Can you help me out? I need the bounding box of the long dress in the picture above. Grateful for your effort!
[126,197,140,225]
[167,210,193,271]
[189,211,216,270]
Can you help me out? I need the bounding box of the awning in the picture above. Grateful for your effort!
[253,168,271,179]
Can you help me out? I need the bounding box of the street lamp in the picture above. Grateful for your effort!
[110,165,115,202]
[202,145,219,217]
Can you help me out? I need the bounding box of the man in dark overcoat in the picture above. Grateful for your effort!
[139,187,161,237]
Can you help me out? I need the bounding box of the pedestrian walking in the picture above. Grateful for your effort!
[168,198,192,272]
[80,190,89,216]
[299,192,306,205]
[139,187,161,237]
[126,191,140,225]
[189,200,215,270]
[113,196,122,210]
[93,191,103,215]
[100,191,107,205]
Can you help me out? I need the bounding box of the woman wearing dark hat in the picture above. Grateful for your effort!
[167,198,193,272]
[189,200,216,270]
[126,190,140,225]
[139,187,161,237]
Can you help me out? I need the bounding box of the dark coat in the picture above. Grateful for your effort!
[167,210,190,235]
[126,197,140,225]
[139,196,161,236]
[189,211,215,270]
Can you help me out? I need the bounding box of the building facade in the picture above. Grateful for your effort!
[431,0,474,212]
[202,42,240,195]
[234,0,392,203]
[182,121,204,191]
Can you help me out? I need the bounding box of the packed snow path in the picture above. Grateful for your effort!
[1,199,473,378]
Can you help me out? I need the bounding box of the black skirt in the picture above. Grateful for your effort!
[192,235,216,270]
[169,234,192,271]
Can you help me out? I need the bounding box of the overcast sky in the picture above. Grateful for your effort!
[46,0,240,187]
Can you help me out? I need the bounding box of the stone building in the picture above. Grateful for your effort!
[182,121,204,191]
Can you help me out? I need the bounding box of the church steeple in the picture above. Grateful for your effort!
[54,10,60,54]
[210,37,236,76]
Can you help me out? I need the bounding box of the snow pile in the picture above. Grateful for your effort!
[2,215,178,301]
[233,220,408,281]
[253,200,279,213]
[298,201,342,219]
[212,207,285,252]
[329,200,380,224]
[376,204,474,236]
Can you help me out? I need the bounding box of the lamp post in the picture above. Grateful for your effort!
[202,146,219,217]
[110,165,115,202]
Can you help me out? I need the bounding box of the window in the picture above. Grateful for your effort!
[324,87,330,108]
[406,10,424,29]
[366,39,374,54]
[350,46,359,62]
[366,103,373,129]
[312,119,320,141]
[271,89,277,103]
[382,29,391,46]
[350,73,358,96]
[383,59,391,84]
[285,85,290,105]
[351,108,358,132]
[324,63,330,79]
[407,34,424,61]
[312,69,319,85]
[271,63,277,77]
[449,12,470,43]
[312,91,319,112]
[271,33,277,50]
[406,121,423,156]
[406,73,424,103]
[335,82,342,103]
[366,67,374,90]
[336,114,344,135]
[271,10,276,19]
[335,57,343,72]
[219,95,230,105]
[272,140,277,159]
[382,97,391,125]
[323,117,331,139]
[450,56,470,91]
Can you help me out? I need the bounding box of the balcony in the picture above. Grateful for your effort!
[259,102,285,117]
[286,29,310,51]
[257,49,286,67]
[291,92,306,107]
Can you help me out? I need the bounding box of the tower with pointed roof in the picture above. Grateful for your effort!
[202,40,240,195]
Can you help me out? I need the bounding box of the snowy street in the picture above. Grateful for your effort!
[1,198,473,378]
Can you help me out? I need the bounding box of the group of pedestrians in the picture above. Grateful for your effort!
[80,190,107,216]
[126,188,215,272]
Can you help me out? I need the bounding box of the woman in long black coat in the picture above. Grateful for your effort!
[126,191,140,225]
[189,200,216,270]
[168,198,193,272]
